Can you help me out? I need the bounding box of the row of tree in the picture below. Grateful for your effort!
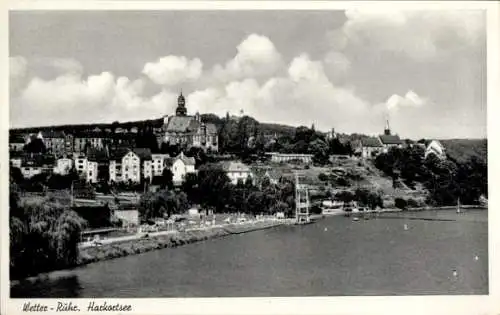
[374,146,487,206]
[138,163,297,222]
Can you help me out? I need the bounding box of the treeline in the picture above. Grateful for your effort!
[138,163,297,222]
[10,183,87,279]
[374,146,487,206]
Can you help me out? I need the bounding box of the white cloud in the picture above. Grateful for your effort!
[11,70,177,127]
[341,9,485,61]
[142,55,203,86]
[212,34,283,83]
[386,90,426,111]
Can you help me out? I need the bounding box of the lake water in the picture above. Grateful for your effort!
[11,209,488,297]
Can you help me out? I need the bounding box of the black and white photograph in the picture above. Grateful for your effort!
[2,2,497,313]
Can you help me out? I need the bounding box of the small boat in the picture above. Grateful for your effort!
[353,217,360,222]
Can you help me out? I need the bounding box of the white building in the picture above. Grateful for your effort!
[74,155,88,176]
[121,151,142,183]
[378,120,403,153]
[171,152,196,184]
[10,157,22,169]
[151,154,170,177]
[53,158,73,175]
[360,137,383,159]
[222,161,254,185]
[86,161,98,183]
[425,140,446,160]
[21,165,43,178]
[109,148,152,183]
[144,160,153,182]
[266,152,313,164]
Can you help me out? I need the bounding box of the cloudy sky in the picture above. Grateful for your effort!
[9,10,486,139]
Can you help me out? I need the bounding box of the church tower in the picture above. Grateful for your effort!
[176,91,187,116]
[384,119,391,135]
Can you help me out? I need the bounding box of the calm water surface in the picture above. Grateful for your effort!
[12,209,488,297]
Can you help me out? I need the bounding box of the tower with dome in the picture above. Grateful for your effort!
[162,91,218,152]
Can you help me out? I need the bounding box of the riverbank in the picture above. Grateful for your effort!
[11,219,283,285]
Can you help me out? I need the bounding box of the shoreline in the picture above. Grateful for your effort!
[10,205,486,285]
[11,219,284,286]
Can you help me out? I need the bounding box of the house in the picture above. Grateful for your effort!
[42,130,66,156]
[425,140,447,160]
[64,133,74,155]
[21,163,44,178]
[87,148,109,183]
[110,148,152,183]
[222,161,254,185]
[360,137,383,159]
[151,154,170,177]
[265,152,313,164]
[162,92,219,152]
[86,160,98,183]
[53,157,73,175]
[73,133,88,153]
[108,147,129,183]
[74,155,88,176]
[252,167,280,188]
[130,127,138,134]
[9,133,26,151]
[20,155,54,178]
[378,120,403,153]
[171,152,196,184]
[10,156,22,169]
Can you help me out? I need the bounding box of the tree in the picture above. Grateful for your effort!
[24,138,46,154]
[335,190,355,203]
[309,139,330,165]
[9,192,86,279]
[161,168,174,189]
[197,164,231,212]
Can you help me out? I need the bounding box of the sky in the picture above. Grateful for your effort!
[9,10,486,139]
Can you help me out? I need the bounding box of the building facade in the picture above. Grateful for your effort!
[361,137,383,159]
[378,121,403,153]
[171,152,196,184]
[222,161,254,185]
[425,140,447,160]
[151,154,170,177]
[54,158,73,175]
[163,92,219,152]
[43,131,66,156]
[86,161,98,183]
[266,152,313,164]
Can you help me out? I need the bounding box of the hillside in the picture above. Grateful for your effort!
[10,113,487,164]
[441,139,487,163]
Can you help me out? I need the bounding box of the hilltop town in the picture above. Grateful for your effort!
[9,91,488,279]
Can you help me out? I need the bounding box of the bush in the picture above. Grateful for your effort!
[394,198,407,210]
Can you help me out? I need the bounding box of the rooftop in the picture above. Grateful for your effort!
[379,134,402,145]
[174,152,196,166]
[222,161,251,173]
[361,137,383,147]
